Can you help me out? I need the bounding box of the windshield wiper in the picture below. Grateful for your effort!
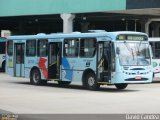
[131,48,134,60]
[124,41,134,60]
[137,40,142,55]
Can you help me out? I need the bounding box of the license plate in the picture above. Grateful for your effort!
[135,76,141,80]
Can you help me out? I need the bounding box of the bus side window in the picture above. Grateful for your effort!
[80,38,96,58]
[26,40,36,57]
[63,38,79,57]
[155,42,160,58]
[0,42,5,54]
[37,39,48,57]
[151,41,160,59]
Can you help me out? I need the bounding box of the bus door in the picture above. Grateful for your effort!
[48,42,62,79]
[97,42,111,82]
[14,43,25,77]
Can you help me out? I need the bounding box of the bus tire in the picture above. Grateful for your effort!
[115,83,128,90]
[86,72,100,90]
[30,69,42,85]
[58,81,71,87]
[2,61,5,72]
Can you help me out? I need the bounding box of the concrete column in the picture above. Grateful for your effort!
[60,13,75,33]
[145,19,152,35]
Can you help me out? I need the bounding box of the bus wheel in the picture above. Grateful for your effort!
[30,69,41,85]
[58,81,71,87]
[86,73,100,90]
[2,62,5,72]
[115,83,128,90]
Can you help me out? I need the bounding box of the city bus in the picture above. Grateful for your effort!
[6,31,153,90]
[0,37,6,71]
[149,38,160,80]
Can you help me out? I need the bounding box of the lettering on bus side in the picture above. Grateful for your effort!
[83,59,93,62]
[86,61,90,67]
[27,60,35,64]
[84,60,93,67]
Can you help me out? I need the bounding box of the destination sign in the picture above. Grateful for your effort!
[117,35,147,41]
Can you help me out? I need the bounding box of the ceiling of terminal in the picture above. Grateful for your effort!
[111,8,160,16]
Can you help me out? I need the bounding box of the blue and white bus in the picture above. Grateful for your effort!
[0,37,6,71]
[149,38,160,80]
[6,31,153,90]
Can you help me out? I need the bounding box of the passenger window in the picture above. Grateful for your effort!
[80,38,96,57]
[26,40,36,56]
[37,39,48,57]
[0,42,5,54]
[64,39,79,57]
[150,42,160,58]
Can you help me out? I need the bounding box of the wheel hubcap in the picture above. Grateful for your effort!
[33,72,39,82]
[88,77,95,86]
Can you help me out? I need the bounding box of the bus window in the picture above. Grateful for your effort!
[64,39,79,57]
[15,44,24,64]
[0,42,5,54]
[80,38,96,57]
[37,39,48,57]
[150,42,160,58]
[111,43,115,72]
[26,40,36,56]
[7,40,13,56]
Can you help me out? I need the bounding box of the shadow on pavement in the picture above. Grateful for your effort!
[10,81,140,93]
[152,80,160,83]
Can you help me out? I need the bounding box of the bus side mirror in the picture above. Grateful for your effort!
[116,47,120,55]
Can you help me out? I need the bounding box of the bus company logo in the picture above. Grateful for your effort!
[152,62,158,68]
[137,71,140,75]
[28,60,34,64]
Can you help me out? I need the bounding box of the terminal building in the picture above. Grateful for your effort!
[0,0,160,37]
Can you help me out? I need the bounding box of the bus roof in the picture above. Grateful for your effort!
[8,31,148,41]
[106,31,148,40]
[149,37,160,42]
[8,32,109,40]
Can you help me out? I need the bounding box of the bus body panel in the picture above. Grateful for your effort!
[25,57,38,78]
[61,57,97,82]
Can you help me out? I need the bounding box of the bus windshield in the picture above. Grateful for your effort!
[116,42,150,66]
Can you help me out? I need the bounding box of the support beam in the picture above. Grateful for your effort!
[145,19,152,35]
[144,18,160,36]
[153,22,160,37]
[60,13,75,33]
